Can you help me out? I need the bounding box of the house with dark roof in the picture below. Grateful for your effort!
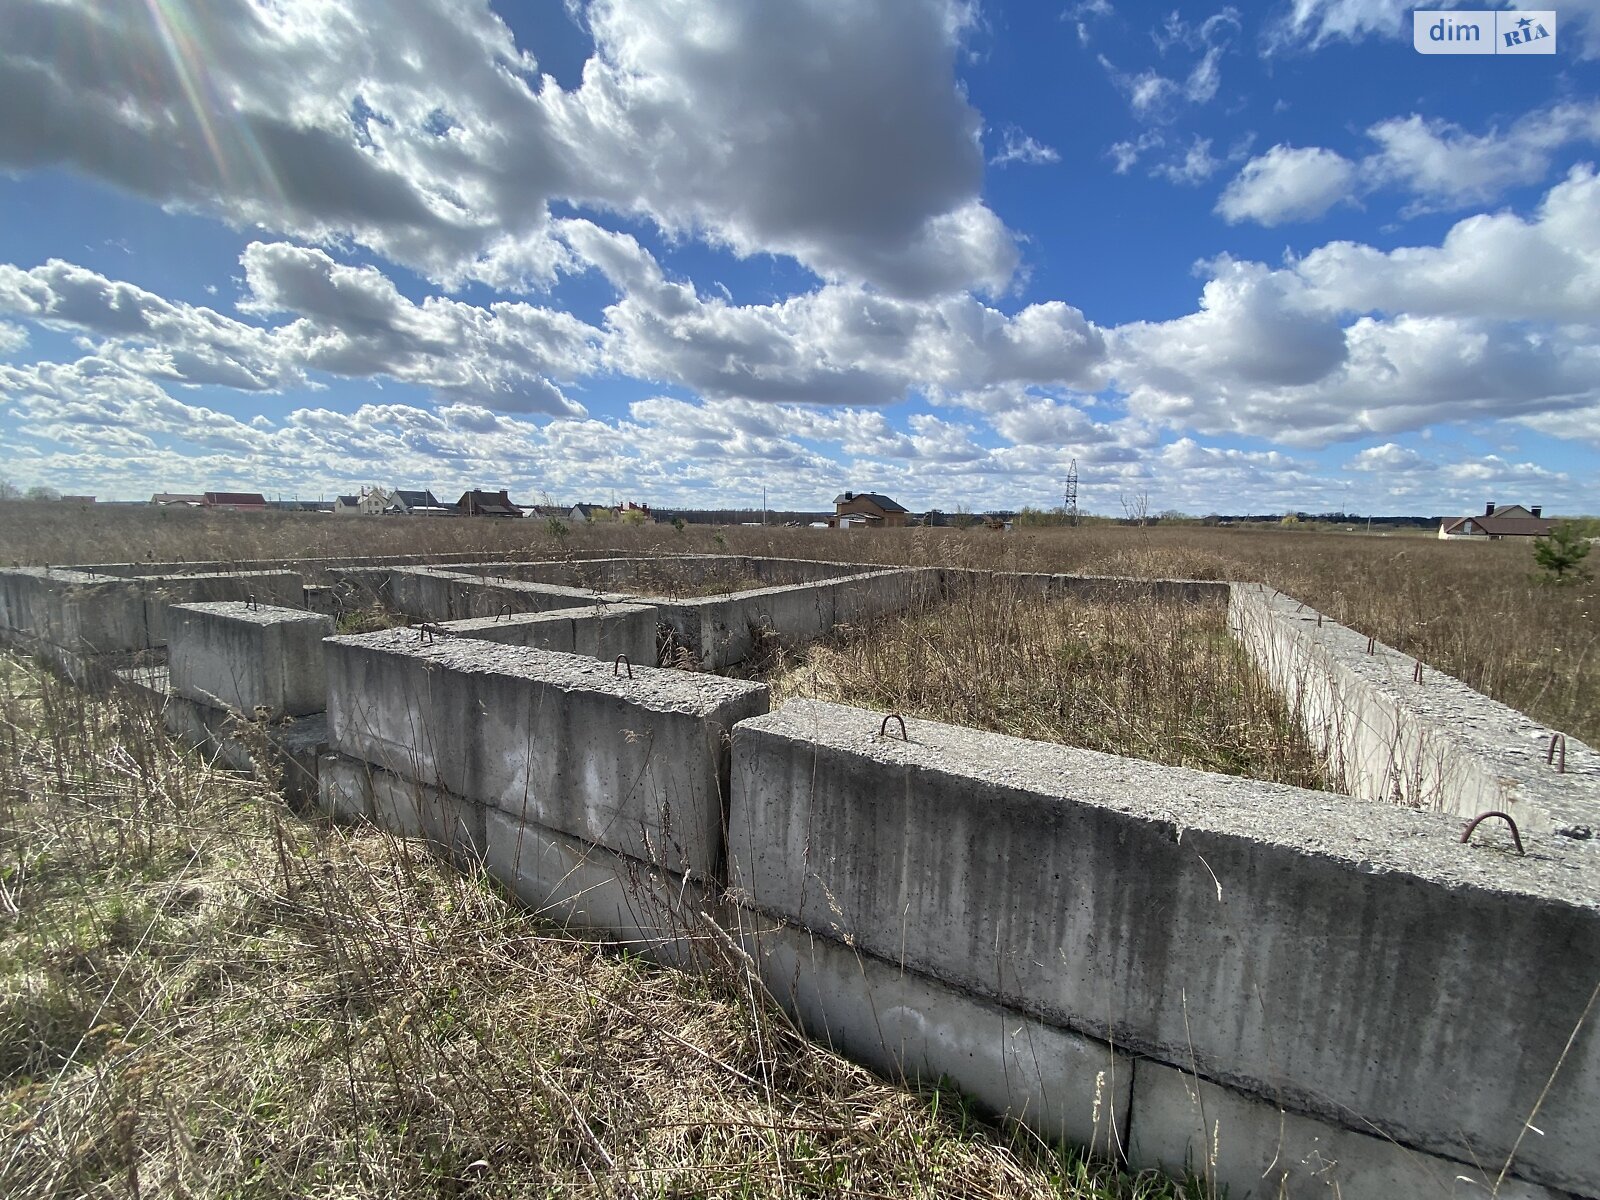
[333,490,387,517]
[385,488,454,516]
[457,489,523,517]
[203,491,267,511]
[1439,502,1555,541]
[831,490,909,528]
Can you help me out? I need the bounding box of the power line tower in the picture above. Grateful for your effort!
[1063,458,1079,527]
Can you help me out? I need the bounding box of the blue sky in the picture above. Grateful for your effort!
[0,0,1596,515]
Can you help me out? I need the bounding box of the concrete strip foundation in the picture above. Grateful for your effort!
[451,555,866,590]
[728,698,1600,1197]
[355,567,631,623]
[0,566,304,659]
[1231,583,1600,832]
[655,568,941,669]
[740,916,1131,1159]
[1128,1058,1567,1199]
[167,601,333,718]
[435,602,657,663]
[120,663,328,810]
[324,631,768,878]
[142,570,304,642]
[11,552,1600,1198]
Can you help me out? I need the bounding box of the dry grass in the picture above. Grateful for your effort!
[766,578,1336,791]
[0,658,1201,1199]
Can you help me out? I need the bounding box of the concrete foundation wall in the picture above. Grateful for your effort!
[0,566,304,657]
[167,601,333,718]
[741,916,1132,1160]
[656,568,939,669]
[437,603,657,663]
[142,571,304,643]
[452,555,866,590]
[370,567,627,622]
[324,631,768,878]
[318,754,717,966]
[727,699,1600,1197]
[1230,583,1600,833]
[20,553,1600,1197]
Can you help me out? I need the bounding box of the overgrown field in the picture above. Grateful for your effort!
[765,580,1336,791]
[2,501,1595,743]
[0,658,1200,1199]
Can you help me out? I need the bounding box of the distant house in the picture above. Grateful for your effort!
[151,493,205,507]
[831,490,909,529]
[569,503,606,523]
[333,489,387,517]
[203,491,267,512]
[1439,502,1555,541]
[458,489,523,518]
[386,489,454,516]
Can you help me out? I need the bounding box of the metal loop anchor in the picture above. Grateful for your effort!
[613,654,632,679]
[879,713,908,741]
[1460,811,1524,855]
[1547,733,1567,774]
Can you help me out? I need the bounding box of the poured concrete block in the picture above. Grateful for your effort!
[742,918,1131,1158]
[168,601,333,718]
[1230,583,1600,834]
[318,752,373,822]
[382,568,620,622]
[482,806,714,966]
[0,568,152,653]
[438,602,657,664]
[325,631,768,878]
[1127,1059,1565,1199]
[303,584,337,616]
[650,569,934,670]
[143,570,303,644]
[728,698,1600,1196]
[367,765,486,860]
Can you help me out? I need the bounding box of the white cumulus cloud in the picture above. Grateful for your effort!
[1215,144,1357,225]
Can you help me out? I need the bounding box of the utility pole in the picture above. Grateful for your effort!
[1063,458,1080,527]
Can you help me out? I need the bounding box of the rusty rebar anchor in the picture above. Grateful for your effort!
[495,603,512,623]
[613,654,632,679]
[1412,659,1424,684]
[1365,635,1376,656]
[879,713,908,741]
[246,593,257,611]
[1547,733,1568,774]
[1461,811,1524,855]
